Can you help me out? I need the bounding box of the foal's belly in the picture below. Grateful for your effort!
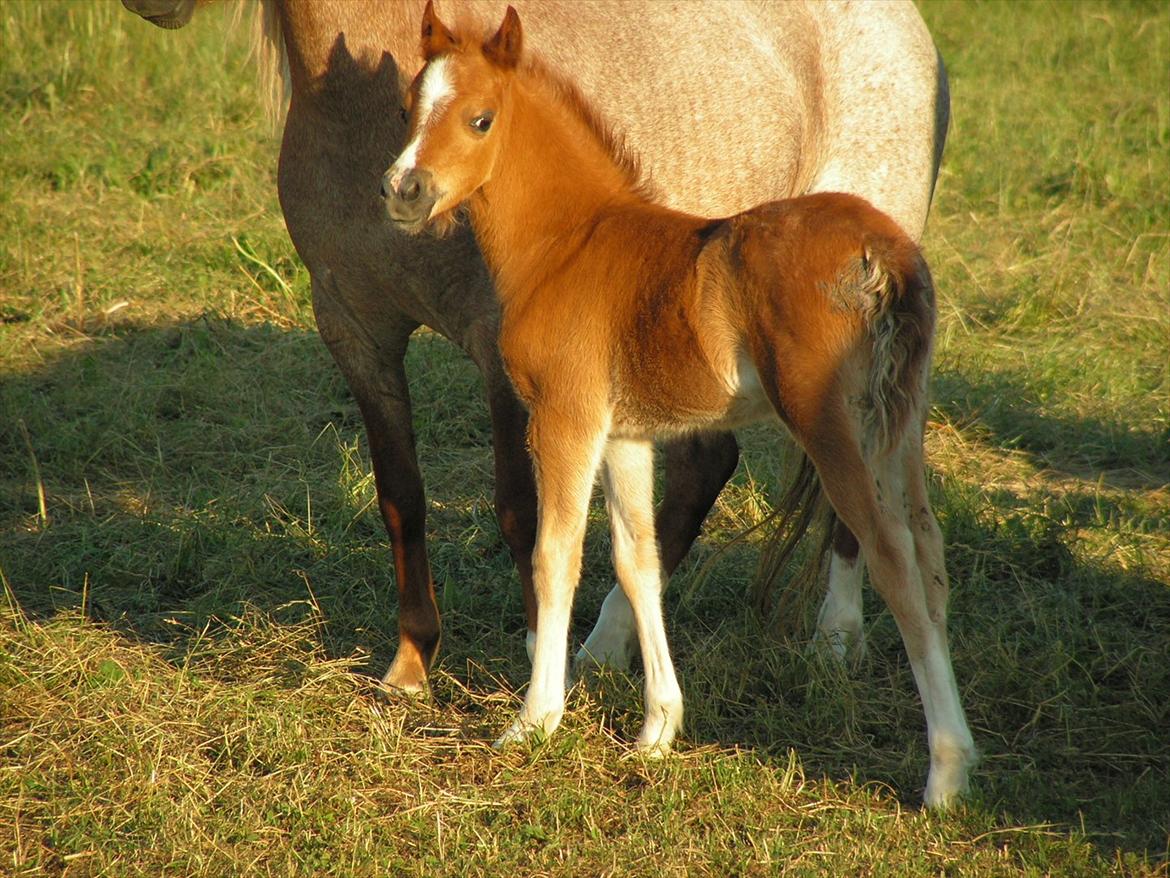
[610,352,776,440]
[717,354,777,429]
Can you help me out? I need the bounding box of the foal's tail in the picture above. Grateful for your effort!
[856,236,936,454]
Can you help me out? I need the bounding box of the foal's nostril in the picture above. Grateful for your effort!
[383,167,435,229]
[399,172,421,203]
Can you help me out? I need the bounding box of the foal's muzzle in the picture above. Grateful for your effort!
[382,167,438,233]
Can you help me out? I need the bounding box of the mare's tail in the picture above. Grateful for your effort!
[750,450,834,631]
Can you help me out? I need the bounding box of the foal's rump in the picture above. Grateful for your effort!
[722,192,934,453]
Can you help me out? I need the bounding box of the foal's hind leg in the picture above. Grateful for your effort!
[577,432,738,673]
[891,433,978,805]
[801,421,975,807]
[600,438,684,755]
[812,518,868,662]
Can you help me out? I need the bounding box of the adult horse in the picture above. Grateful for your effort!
[121,0,950,698]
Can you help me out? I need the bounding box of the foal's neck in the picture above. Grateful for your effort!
[470,69,667,300]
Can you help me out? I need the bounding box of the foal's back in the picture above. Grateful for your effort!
[596,193,927,439]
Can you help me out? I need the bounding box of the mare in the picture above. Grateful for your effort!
[383,4,976,808]
[120,1,951,700]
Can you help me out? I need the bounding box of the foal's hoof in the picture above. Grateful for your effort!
[493,722,531,751]
[493,714,555,750]
[808,627,868,666]
[923,741,979,810]
[633,702,682,757]
[633,738,673,760]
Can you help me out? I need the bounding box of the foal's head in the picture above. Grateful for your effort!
[382,2,523,234]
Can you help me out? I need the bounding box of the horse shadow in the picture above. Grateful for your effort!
[0,315,518,663]
[932,367,1170,492]
[2,313,1167,863]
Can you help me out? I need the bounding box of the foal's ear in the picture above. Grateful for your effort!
[420,0,458,59]
[483,6,523,69]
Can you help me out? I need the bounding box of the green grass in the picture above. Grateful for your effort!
[1,1,1168,875]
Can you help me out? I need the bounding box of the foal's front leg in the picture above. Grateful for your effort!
[577,431,739,673]
[495,413,608,747]
[601,438,684,755]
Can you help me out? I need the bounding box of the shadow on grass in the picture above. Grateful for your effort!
[933,366,1170,491]
[0,315,519,664]
[2,315,1167,863]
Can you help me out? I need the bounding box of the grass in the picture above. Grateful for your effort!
[1,0,1167,874]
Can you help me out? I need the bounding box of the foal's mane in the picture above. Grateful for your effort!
[438,11,653,200]
[517,54,653,200]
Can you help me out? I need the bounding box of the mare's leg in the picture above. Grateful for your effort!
[658,432,741,573]
[600,438,684,755]
[577,431,739,671]
[496,412,608,745]
[812,518,868,662]
[312,279,437,693]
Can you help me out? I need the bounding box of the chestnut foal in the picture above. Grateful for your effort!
[383,5,976,807]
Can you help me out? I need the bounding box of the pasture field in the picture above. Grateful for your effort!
[1,0,1167,875]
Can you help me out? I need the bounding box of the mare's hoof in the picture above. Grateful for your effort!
[375,678,430,704]
[493,710,560,750]
[572,636,636,681]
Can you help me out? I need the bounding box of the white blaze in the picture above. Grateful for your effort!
[388,56,453,188]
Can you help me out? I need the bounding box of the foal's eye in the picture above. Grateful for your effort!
[469,112,494,134]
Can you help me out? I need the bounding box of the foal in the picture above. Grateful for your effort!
[383,4,976,807]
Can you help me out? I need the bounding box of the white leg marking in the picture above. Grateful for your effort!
[812,550,867,661]
[867,519,975,808]
[912,629,977,808]
[496,425,608,749]
[576,584,638,673]
[601,439,683,755]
